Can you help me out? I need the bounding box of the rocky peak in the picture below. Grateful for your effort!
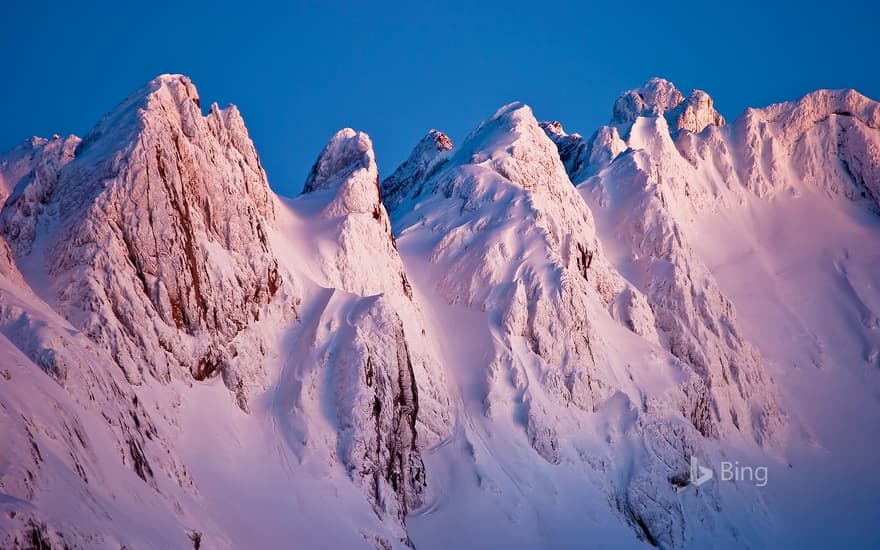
[304,128,375,192]
[740,88,880,140]
[613,78,725,134]
[674,89,726,133]
[1,74,282,389]
[0,232,23,285]
[427,128,454,151]
[303,128,386,218]
[612,77,685,123]
[381,129,453,214]
[539,120,568,139]
[456,102,574,194]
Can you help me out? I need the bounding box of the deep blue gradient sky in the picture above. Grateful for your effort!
[2,1,878,196]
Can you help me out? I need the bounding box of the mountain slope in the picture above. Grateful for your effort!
[382,102,771,548]
[0,74,878,549]
[0,75,282,397]
[544,78,880,548]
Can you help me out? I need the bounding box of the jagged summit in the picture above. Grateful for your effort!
[0,73,281,386]
[612,77,725,133]
[384,102,575,214]
[381,128,453,213]
[77,74,197,154]
[302,128,388,219]
[303,128,376,194]
[613,77,684,121]
[741,87,880,137]
[465,101,535,141]
[1,74,878,550]
[450,101,576,193]
[539,120,592,177]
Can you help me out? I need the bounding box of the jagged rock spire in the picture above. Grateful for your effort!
[612,77,725,133]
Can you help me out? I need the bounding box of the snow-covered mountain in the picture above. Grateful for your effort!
[0,75,878,549]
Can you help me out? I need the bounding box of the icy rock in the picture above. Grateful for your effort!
[328,296,426,533]
[1,74,282,389]
[612,78,725,135]
[302,127,453,444]
[304,128,388,220]
[0,135,79,255]
[387,102,638,457]
[382,129,453,212]
[613,77,685,123]
[674,90,726,134]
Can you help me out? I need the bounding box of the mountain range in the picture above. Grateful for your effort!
[0,74,878,549]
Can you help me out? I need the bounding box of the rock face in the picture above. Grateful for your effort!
[731,88,880,202]
[0,135,79,253]
[0,234,22,285]
[547,79,785,448]
[612,77,725,134]
[285,127,452,543]
[384,102,660,463]
[1,74,282,389]
[381,129,453,212]
[319,295,426,533]
[1,74,879,550]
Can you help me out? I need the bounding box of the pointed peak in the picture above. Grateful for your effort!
[484,101,536,129]
[382,129,453,213]
[75,74,209,157]
[456,102,573,193]
[462,102,538,143]
[493,100,531,118]
[146,74,201,106]
[303,128,376,194]
[462,101,545,151]
[116,74,202,118]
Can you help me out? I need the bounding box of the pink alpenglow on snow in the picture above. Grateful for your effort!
[0,75,878,550]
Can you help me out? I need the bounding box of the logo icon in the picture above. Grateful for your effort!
[689,456,713,487]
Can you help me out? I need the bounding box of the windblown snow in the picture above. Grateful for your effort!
[0,75,878,549]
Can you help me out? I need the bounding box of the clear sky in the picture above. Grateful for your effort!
[2,1,878,197]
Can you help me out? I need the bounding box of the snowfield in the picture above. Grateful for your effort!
[0,75,878,549]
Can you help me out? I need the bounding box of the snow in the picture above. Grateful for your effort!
[1,73,878,548]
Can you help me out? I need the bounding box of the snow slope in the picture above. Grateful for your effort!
[1,74,878,549]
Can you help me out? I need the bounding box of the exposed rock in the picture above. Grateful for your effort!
[381,129,453,212]
[328,296,425,537]
[1,74,282,387]
[674,90,726,134]
[613,77,685,124]
[612,77,725,134]
[0,135,79,255]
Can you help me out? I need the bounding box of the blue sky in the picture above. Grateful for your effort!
[2,1,878,197]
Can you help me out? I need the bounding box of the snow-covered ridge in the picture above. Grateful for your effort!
[381,129,453,212]
[1,74,878,549]
[742,87,880,134]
